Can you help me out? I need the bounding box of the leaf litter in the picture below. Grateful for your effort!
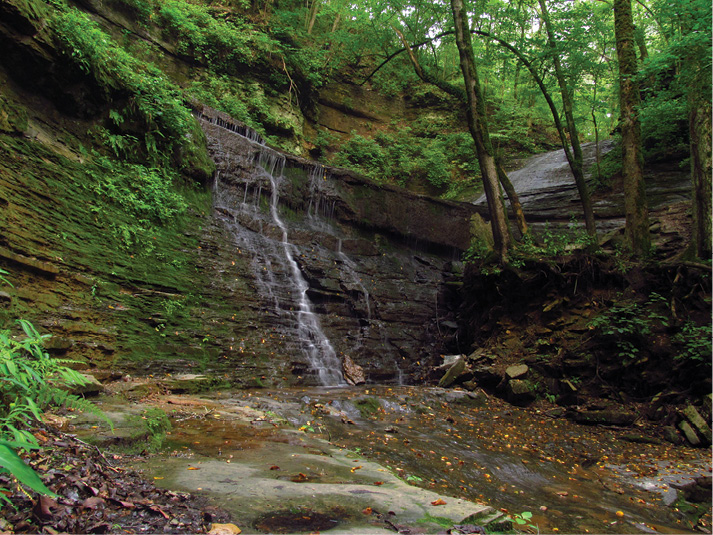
[0,424,232,534]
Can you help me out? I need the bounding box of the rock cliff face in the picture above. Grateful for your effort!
[196,105,476,384]
[0,0,483,385]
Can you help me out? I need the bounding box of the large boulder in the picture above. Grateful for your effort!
[567,409,636,427]
[682,405,712,445]
[505,379,535,406]
[505,364,529,380]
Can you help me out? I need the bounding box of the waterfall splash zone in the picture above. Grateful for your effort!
[205,115,346,387]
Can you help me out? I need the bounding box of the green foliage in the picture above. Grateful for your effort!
[111,0,153,23]
[0,443,55,500]
[331,126,477,193]
[463,240,494,265]
[590,140,622,190]
[0,269,12,288]
[81,153,187,252]
[673,321,712,367]
[137,408,172,452]
[496,220,598,268]
[332,133,386,181]
[0,317,109,497]
[512,510,533,526]
[48,5,197,168]
[588,293,669,362]
[188,76,252,125]
[639,94,689,160]
[86,155,187,223]
[156,0,273,72]
[188,76,293,143]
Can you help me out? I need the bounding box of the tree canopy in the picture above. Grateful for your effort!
[30,0,712,260]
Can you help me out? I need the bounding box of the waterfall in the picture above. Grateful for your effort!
[259,151,345,387]
[208,118,345,387]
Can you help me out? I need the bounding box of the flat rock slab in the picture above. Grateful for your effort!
[505,364,528,380]
[135,429,492,534]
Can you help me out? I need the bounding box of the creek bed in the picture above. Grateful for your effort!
[73,385,711,534]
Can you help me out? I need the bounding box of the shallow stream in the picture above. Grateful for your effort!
[77,385,711,534]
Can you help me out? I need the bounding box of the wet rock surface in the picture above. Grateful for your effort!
[473,141,691,237]
[66,384,712,534]
[200,106,472,384]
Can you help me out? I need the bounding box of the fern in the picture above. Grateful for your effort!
[0,319,113,447]
[0,273,111,497]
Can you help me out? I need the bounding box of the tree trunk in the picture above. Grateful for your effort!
[331,12,341,33]
[450,0,509,261]
[689,96,712,260]
[538,0,597,238]
[306,0,320,34]
[496,163,528,237]
[393,25,527,241]
[614,0,650,256]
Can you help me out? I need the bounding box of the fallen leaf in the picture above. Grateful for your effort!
[81,497,105,509]
[208,523,242,535]
[146,504,170,519]
[33,495,56,520]
[373,481,383,486]
[431,499,447,506]
[269,465,280,470]
[188,466,200,470]
[350,466,362,472]
[362,507,373,515]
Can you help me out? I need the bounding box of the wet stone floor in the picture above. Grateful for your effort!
[73,385,712,534]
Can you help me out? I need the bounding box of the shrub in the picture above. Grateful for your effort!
[0,317,110,499]
[673,321,712,367]
[587,293,669,362]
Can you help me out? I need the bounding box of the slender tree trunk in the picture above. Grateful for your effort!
[689,95,712,260]
[591,68,602,181]
[306,0,320,34]
[451,0,509,261]
[331,12,341,33]
[614,0,650,255]
[497,163,529,237]
[393,26,527,239]
[634,25,649,62]
[538,0,597,238]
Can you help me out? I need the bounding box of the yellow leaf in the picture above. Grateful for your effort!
[208,523,242,535]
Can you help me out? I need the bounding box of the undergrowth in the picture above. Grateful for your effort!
[49,4,199,169]
[330,125,479,194]
[0,280,110,500]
